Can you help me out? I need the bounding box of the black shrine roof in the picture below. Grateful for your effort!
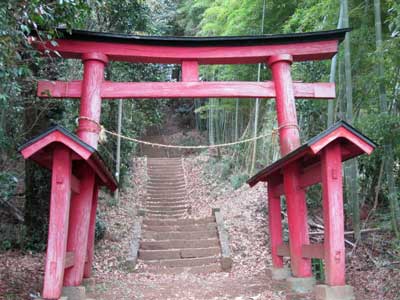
[51,28,350,47]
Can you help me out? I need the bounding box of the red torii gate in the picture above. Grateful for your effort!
[20,28,374,300]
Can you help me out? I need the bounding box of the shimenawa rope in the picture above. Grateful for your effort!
[76,116,297,149]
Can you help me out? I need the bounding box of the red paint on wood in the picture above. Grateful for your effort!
[272,163,322,197]
[310,127,375,155]
[276,243,290,257]
[63,168,96,286]
[20,131,92,161]
[37,80,335,100]
[71,175,80,194]
[300,163,322,188]
[268,55,300,155]
[301,244,325,259]
[65,251,75,269]
[83,184,98,278]
[267,184,284,268]
[321,142,345,286]
[269,54,311,278]
[283,163,312,277]
[181,61,199,81]
[77,53,107,149]
[42,146,71,299]
[35,39,339,64]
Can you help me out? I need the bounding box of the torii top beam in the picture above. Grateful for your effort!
[31,28,349,65]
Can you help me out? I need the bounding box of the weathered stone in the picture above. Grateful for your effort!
[221,257,233,271]
[314,284,355,300]
[62,286,86,300]
[286,276,316,293]
[267,267,291,280]
[82,278,96,293]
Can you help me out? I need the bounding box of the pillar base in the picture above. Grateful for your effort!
[315,285,355,300]
[82,278,96,293]
[267,267,291,280]
[62,286,86,300]
[286,276,316,293]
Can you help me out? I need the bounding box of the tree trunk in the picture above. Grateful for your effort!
[250,0,267,174]
[342,0,361,240]
[235,99,239,141]
[327,2,344,127]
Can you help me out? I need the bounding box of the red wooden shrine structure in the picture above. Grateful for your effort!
[20,28,376,299]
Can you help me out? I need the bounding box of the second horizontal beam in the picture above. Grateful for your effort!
[37,81,335,100]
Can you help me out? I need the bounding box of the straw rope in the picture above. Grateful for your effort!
[76,116,298,149]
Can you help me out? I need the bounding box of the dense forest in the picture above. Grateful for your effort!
[0,0,399,269]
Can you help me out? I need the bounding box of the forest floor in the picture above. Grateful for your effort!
[1,111,399,299]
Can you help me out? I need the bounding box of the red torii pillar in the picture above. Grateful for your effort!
[64,53,108,286]
[268,54,312,279]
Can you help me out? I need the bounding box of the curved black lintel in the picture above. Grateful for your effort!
[52,28,350,47]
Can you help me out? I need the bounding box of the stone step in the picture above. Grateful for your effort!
[144,214,186,220]
[147,187,186,192]
[142,230,218,240]
[148,173,184,177]
[147,181,186,187]
[145,196,186,200]
[143,262,222,274]
[145,198,188,203]
[147,193,186,198]
[143,223,216,232]
[147,162,182,166]
[145,202,187,207]
[147,186,186,190]
[147,180,186,184]
[148,180,184,183]
[147,166,183,170]
[144,206,189,211]
[143,217,215,226]
[144,255,219,267]
[144,208,188,215]
[147,165,182,168]
[144,201,188,207]
[147,215,185,220]
[140,238,220,250]
[147,161,182,165]
[147,190,186,194]
[148,177,185,181]
[147,169,183,172]
[145,211,186,217]
[139,247,220,260]
[147,158,182,160]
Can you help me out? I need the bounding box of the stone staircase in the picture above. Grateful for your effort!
[136,157,231,274]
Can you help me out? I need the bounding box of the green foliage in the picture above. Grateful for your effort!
[312,258,325,282]
[229,173,248,190]
[95,212,106,242]
[177,0,400,240]
[0,172,18,201]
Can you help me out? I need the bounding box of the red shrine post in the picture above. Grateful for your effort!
[268,54,312,279]
[21,28,375,300]
[248,121,376,299]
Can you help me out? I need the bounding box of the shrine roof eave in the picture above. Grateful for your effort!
[247,120,376,187]
[19,125,118,191]
[47,28,350,47]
